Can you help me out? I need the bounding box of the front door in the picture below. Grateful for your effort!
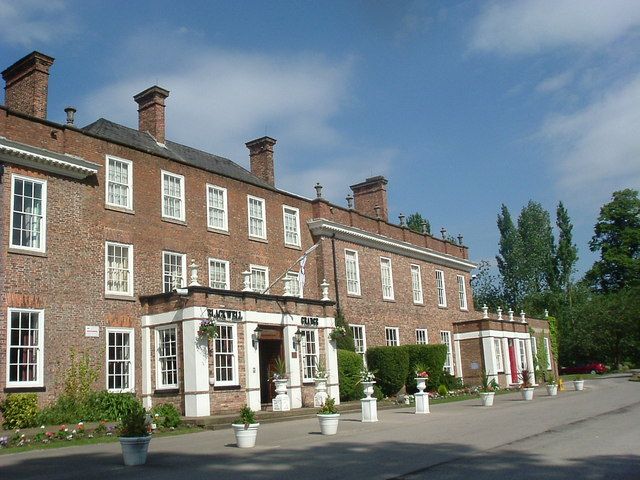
[508,339,518,383]
[259,338,283,405]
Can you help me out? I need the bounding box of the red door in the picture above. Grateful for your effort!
[508,339,518,383]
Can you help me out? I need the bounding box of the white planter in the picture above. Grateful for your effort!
[573,380,585,391]
[314,378,329,407]
[119,436,151,466]
[361,381,375,399]
[521,387,534,401]
[317,413,340,435]
[480,391,495,406]
[415,377,427,393]
[232,423,259,448]
[546,384,558,396]
[272,378,290,411]
[274,378,288,395]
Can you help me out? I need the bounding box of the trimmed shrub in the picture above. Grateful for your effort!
[152,403,181,428]
[337,349,363,401]
[366,346,409,397]
[334,310,356,352]
[400,344,448,393]
[1,393,39,429]
[437,384,449,396]
[86,391,140,421]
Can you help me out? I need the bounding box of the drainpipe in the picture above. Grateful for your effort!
[331,234,340,312]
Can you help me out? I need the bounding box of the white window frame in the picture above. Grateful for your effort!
[411,265,423,304]
[457,275,468,310]
[208,258,230,290]
[350,324,367,358]
[214,323,239,386]
[385,327,399,346]
[247,195,266,240]
[416,328,428,345]
[282,205,301,248]
[436,270,447,307]
[6,308,44,388]
[106,327,135,393]
[380,257,395,300]
[162,251,186,293]
[9,174,47,253]
[544,337,552,370]
[285,271,302,297]
[301,329,318,382]
[531,336,538,365]
[250,264,269,293]
[345,249,361,296]
[105,155,133,210]
[155,326,178,389]
[441,330,453,374]
[518,338,528,371]
[494,338,504,373]
[206,184,228,232]
[105,242,134,297]
[161,170,185,221]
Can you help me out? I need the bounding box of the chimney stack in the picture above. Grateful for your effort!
[133,86,170,145]
[350,176,389,221]
[2,51,55,119]
[246,136,277,186]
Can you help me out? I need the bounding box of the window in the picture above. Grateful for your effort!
[518,339,527,371]
[345,249,361,296]
[208,258,230,290]
[411,265,423,304]
[283,206,301,247]
[350,325,367,359]
[107,328,134,392]
[457,275,468,310]
[441,331,453,374]
[7,308,44,387]
[215,323,238,386]
[531,336,538,363]
[162,251,186,293]
[544,337,552,370]
[247,195,266,239]
[161,171,185,221]
[435,270,447,307]
[416,329,428,344]
[380,257,394,300]
[156,327,178,389]
[106,156,132,210]
[105,242,133,296]
[250,265,269,293]
[206,184,228,231]
[285,271,301,297]
[494,338,504,372]
[10,175,46,252]
[301,329,318,381]
[385,327,399,346]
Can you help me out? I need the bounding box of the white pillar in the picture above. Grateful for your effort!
[244,320,261,411]
[326,326,340,403]
[283,323,302,409]
[182,318,211,417]
[141,325,152,410]
[482,336,498,381]
[502,337,511,383]
[525,336,537,385]
[454,339,463,381]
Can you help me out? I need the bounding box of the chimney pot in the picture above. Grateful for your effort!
[133,85,170,144]
[2,51,55,119]
[246,136,277,186]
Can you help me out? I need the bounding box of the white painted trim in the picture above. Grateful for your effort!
[105,327,135,393]
[282,204,302,248]
[415,328,428,344]
[155,325,180,389]
[454,339,463,379]
[141,327,152,409]
[441,330,453,374]
[349,324,367,356]
[104,241,134,296]
[6,308,45,388]
[213,322,239,387]
[411,264,423,304]
[435,270,447,307]
[208,257,230,290]
[249,264,270,293]
[308,218,477,271]
[344,248,361,296]
[9,174,47,253]
[206,184,228,232]
[105,155,133,211]
[457,274,468,311]
[454,330,531,341]
[385,326,400,346]
[247,195,267,240]
[161,170,186,221]
[162,251,187,293]
[380,256,395,300]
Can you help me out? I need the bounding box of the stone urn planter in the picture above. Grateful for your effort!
[573,379,585,391]
[546,384,558,396]
[480,392,495,406]
[119,436,151,466]
[521,387,534,401]
[361,380,375,399]
[314,377,328,407]
[232,423,260,448]
[415,377,427,393]
[272,378,290,411]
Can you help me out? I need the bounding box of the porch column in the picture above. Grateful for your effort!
[244,320,262,411]
[326,326,340,404]
[502,337,512,384]
[182,317,211,417]
[525,335,537,385]
[482,336,498,382]
[454,339,463,380]
[284,323,302,408]
[141,324,152,410]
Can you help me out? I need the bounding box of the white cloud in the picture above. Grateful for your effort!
[470,0,640,55]
[0,0,74,47]
[541,74,640,201]
[535,71,574,93]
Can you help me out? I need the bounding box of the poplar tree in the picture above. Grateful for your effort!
[496,204,520,306]
[555,201,578,295]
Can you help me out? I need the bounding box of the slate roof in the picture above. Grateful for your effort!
[82,118,274,190]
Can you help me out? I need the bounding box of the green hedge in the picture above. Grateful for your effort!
[366,346,409,397]
[401,344,447,393]
[36,391,140,425]
[337,349,363,401]
[1,393,39,429]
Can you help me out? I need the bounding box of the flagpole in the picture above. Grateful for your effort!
[261,239,323,294]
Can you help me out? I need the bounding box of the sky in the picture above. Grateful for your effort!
[2,0,639,278]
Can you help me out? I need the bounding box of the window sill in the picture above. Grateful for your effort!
[248,236,268,244]
[105,294,137,302]
[4,386,46,393]
[105,204,135,215]
[154,388,179,395]
[284,243,302,251]
[346,293,362,298]
[8,247,47,258]
[213,385,241,391]
[382,298,396,303]
[438,305,448,310]
[207,227,230,236]
[162,217,187,226]
[413,302,424,306]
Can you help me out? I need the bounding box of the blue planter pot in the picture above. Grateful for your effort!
[119,436,151,466]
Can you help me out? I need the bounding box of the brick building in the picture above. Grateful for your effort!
[0,52,553,417]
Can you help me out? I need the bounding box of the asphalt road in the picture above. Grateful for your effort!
[1,376,638,479]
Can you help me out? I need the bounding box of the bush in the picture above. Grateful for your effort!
[36,396,87,425]
[337,349,363,401]
[366,346,410,397]
[400,344,448,393]
[119,401,150,437]
[437,384,449,396]
[1,393,39,429]
[152,403,182,428]
[86,391,140,421]
[334,310,356,351]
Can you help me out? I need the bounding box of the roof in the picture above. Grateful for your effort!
[81,118,274,189]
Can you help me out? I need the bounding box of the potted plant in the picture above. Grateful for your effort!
[118,402,152,466]
[479,371,498,406]
[313,360,329,407]
[545,373,558,396]
[231,405,259,448]
[271,357,290,411]
[519,369,535,401]
[573,376,585,391]
[317,397,340,435]
[359,367,376,399]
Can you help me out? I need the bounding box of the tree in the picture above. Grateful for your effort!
[407,213,430,235]
[496,204,519,307]
[586,189,640,292]
[555,201,578,296]
[470,260,503,309]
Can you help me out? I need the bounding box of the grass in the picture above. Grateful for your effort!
[560,373,600,381]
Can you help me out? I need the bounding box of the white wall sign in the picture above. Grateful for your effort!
[470,362,479,370]
[85,325,100,337]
